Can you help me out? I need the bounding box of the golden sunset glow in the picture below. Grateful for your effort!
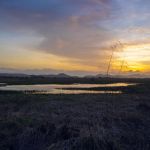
[0,0,150,76]
[110,42,150,73]
[0,49,99,72]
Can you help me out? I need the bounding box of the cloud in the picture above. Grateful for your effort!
[0,0,117,64]
[0,0,150,74]
[0,0,115,60]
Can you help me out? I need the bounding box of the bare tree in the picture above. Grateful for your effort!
[106,45,116,77]
[106,41,126,77]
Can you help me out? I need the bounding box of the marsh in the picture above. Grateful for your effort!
[0,77,150,150]
[0,83,134,94]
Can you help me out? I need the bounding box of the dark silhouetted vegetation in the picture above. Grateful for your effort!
[0,77,150,150]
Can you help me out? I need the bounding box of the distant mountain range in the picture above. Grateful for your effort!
[0,73,30,77]
[40,73,73,78]
[0,73,149,78]
[0,68,95,76]
[1,68,149,78]
[0,73,72,78]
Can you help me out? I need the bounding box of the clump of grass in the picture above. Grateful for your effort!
[0,84,150,150]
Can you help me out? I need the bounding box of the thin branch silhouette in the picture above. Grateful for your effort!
[106,46,115,77]
[106,41,122,77]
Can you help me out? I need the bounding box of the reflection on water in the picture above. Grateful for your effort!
[31,89,122,95]
[0,83,134,94]
[0,83,6,86]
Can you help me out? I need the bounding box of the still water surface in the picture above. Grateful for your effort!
[0,83,134,94]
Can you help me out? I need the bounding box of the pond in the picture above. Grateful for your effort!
[0,83,135,94]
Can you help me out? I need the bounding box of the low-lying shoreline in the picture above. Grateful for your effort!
[0,78,150,150]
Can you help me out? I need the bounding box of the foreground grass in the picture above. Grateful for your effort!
[0,92,150,150]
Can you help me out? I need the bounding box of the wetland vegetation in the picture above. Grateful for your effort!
[0,76,150,150]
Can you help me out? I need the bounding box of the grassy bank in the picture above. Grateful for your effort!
[0,91,150,150]
[0,76,150,85]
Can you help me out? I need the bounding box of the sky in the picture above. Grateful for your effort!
[0,0,150,75]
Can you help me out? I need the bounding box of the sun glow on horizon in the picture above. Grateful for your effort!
[112,43,150,73]
[0,0,150,75]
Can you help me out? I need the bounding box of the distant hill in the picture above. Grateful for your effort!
[0,73,30,77]
[40,73,71,78]
[0,73,149,78]
[85,73,150,79]
[56,73,71,78]
[0,73,71,78]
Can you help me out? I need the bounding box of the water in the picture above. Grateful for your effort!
[0,83,134,94]
[0,83,6,86]
[31,89,121,94]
